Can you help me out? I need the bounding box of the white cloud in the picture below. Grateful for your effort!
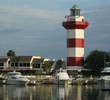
[84,4,110,56]
[0,6,66,34]
[0,7,65,21]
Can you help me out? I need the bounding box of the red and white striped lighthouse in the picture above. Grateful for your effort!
[62,5,89,70]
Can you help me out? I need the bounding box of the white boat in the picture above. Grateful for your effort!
[6,71,29,85]
[0,76,6,84]
[72,77,85,85]
[98,67,110,90]
[28,79,37,85]
[55,69,72,85]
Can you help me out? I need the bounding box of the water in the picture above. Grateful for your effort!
[0,84,110,100]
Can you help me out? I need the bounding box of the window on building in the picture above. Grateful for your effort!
[27,63,30,66]
[19,63,23,67]
[23,63,26,67]
[33,63,40,68]
[15,63,18,67]
[11,63,14,66]
[0,63,3,66]
[36,64,40,68]
[37,64,40,68]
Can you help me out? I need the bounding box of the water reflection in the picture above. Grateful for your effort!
[82,85,99,100]
[97,90,110,100]
[0,84,110,100]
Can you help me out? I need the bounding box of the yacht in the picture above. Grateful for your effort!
[6,71,29,85]
[98,67,110,90]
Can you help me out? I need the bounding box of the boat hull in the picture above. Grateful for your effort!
[98,79,110,90]
[28,80,36,85]
[71,79,85,85]
[6,79,29,85]
[55,80,71,85]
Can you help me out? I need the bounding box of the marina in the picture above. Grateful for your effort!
[0,70,108,100]
[0,69,98,86]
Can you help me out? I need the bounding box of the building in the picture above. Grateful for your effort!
[0,57,10,69]
[0,56,66,74]
[0,56,44,71]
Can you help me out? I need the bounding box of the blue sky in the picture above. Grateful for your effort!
[0,0,110,60]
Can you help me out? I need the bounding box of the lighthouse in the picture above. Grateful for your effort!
[62,5,89,70]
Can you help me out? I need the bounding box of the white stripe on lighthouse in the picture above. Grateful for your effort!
[67,29,84,39]
[67,48,84,57]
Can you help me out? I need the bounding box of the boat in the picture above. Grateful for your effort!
[0,76,6,84]
[83,75,98,85]
[71,74,85,85]
[42,77,55,84]
[55,69,72,85]
[97,67,110,90]
[28,79,37,85]
[6,71,30,85]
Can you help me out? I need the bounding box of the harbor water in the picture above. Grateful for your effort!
[0,84,110,100]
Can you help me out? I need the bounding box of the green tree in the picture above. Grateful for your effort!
[42,61,54,74]
[84,50,109,75]
[7,50,16,57]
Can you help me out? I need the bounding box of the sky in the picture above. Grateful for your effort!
[0,0,110,60]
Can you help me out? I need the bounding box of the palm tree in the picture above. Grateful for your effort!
[7,50,16,57]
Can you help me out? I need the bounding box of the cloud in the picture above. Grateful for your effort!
[0,6,64,21]
[0,6,66,35]
[84,4,110,56]
[0,6,66,59]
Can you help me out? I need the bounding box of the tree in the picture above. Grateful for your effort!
[84,50,109,75]
[7,50,16,57]
[42,61,54,74]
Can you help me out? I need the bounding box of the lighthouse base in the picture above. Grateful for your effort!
[66,66,84,71]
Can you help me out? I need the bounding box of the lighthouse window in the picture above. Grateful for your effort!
[71,11,74,16]
[82,19,84,22]
[76,11,80,16]
[70,18,75,21]
[71,10,80,16]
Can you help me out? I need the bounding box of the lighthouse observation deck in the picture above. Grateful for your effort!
[62,21,88,30]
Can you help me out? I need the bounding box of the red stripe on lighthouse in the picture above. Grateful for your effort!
[67,38,84,48]
[62,21,88,29]
[67,57,84,66]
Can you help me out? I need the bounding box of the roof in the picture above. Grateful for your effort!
[32,58,44,63]
[57,70,70,80]
[10,56,32,62]
[0,57,9,62]
[70,4,80,11]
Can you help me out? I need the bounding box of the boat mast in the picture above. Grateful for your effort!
[104,54,106,68]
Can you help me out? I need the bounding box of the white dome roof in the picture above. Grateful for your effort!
[57,71,70,80]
